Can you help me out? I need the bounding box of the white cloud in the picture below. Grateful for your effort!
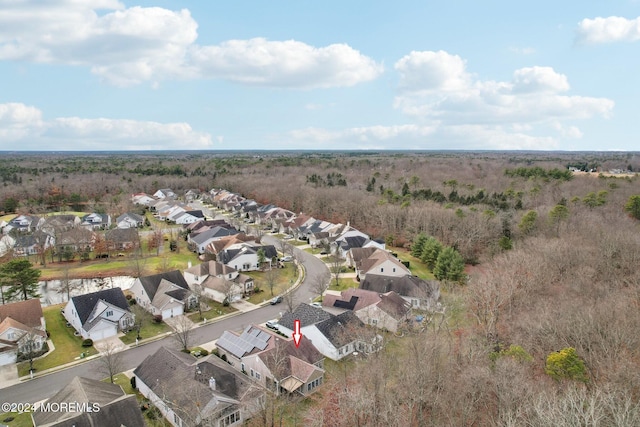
[0,102,212,150]
[395,50,470,93]
[393,50,613,126]
[576,16,640,44]
[509,46,536,55]
[189,38,382,89]
[287,51,613,150]
[0,1,381,87]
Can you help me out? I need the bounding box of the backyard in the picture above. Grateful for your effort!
[245,263,299,304]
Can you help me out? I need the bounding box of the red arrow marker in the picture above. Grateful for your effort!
[292,319,302,348]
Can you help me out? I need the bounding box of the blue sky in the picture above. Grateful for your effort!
[0,0,639,151]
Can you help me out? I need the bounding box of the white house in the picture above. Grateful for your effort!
[130,270,197,320]
[0,299,47,366]
[116,213,145,229]
[80,213,111,230]
[355,249,411,281]
[63,288,134,341]
[277,304,381,361]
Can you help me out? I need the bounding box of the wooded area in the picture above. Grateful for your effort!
[2,150,640,425]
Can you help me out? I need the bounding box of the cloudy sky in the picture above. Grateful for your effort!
[0,0,638,151]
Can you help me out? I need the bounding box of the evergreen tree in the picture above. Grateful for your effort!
[420,237,442,270]
[0,259,41,301]
[624,195,640,220]
[434,246,466,283]
[410,233,428,258]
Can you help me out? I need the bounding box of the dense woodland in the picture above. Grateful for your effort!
[2,151,640,425]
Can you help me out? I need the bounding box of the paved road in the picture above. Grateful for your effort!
[0,239,327,405]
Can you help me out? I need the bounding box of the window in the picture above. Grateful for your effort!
[380,268,384,273]
[7,331,15,340]
[106,310,113,317]
[255,372,261,380]
[393,267,396,272]
[250,369,254,377]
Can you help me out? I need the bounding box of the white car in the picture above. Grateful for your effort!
[280,255,293,262]
[266,319,279,329]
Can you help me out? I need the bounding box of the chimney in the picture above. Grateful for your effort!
[209,377,216,390]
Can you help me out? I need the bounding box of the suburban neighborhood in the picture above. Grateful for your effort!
[0,186,442,427]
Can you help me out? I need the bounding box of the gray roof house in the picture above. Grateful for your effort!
[360,274,441,310]
[134,346,263,427]
[63,288,134,341]
[129,270,197,320]
[31,376,145,427]
[116,212,145,229]
[278,304,381,361]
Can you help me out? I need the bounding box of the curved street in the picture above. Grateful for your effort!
[0,238,328,405]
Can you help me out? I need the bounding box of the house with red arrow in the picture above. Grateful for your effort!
[215,324,325,396]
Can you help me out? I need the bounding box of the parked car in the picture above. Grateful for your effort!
[266,319,279,329]
[280,255,293,262]
[283,234,293,240]
[270,296,283,305]
[310,302,322,308]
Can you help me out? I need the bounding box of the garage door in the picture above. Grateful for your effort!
[0,350,17,366]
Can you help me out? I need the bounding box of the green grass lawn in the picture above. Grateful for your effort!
[187,300,236,323]
[288,240,308,246]
[0,411,33,427]
[245,265,299,304]
[392,247,435,280]
[120,310,172,345]
[304,247,323,255]
[18,304,96,377]
[36,242,200,281]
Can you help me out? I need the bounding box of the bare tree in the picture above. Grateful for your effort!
[130,303,146,340]
[310,271,330,302]
[330,247,343,288]
[97,340,125,383]
[265,267,280,297]
[56,267,81,302]
[172,315,194,352]
[282,289,297,314]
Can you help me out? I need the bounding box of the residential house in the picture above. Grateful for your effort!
[134,346,264,427]
[130,270,197,319]
[203,233,257,260]
[131,192,157,206]
[0,234,15,257]
[185,219,229,234]
[322,288,412,333]
[153,188,176,199]
[184,188,201,202]
[13,231,53,257]
[332,227,385,258]
[217,244,278,272]
[189,226,239,254]
[105,228,140,252]
[55,228,96,254]
[360,274,441,310]
[116,212,145,229]
[355,249,411,281]
[345,247,378,269]
[31,376,145,427]
[63,288,134,340]
[278,304,380,361]
[41,214,81,235]
[173,210,205,225]
[0,299,46,366]
[216,325,325,396]
[80,212,111,230]
[184,260,255,303]
[3,214,42,234]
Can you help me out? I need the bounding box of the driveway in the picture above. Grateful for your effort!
[163,314,195,331]
[93,335,127,353]
[0,363,18,386]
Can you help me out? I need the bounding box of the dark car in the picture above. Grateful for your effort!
[270,296,283,305]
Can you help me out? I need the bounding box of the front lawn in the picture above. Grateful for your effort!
[0,411,32,427]
[245,265,299,304]
[120,310,172,345]
[187,300,236,323]
[18,304,96,377]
